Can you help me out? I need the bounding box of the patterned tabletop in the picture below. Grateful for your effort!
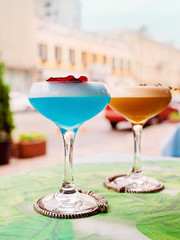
[0,152,180,240]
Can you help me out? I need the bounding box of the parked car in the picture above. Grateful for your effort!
[10,91,34,112]
[105,105,179,129]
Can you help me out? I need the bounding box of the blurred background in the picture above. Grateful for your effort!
[0,0,180,175]
[1,0,180,91]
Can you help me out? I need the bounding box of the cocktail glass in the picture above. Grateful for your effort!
[29,77,110,218]
[104,86,171,193]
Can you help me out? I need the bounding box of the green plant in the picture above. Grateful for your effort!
[19,132,46,142]
[169,112,180,120]
[0,62,14,141]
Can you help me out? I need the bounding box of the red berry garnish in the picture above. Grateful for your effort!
[78,76,88,82]
[46,75,88,83]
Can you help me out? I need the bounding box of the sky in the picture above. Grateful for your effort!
[79,0,180,48]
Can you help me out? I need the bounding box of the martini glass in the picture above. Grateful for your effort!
[104,86,171,193]
[29,78,110,218]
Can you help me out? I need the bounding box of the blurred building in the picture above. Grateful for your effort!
[0,0,35,92]
[0,0,133,92]
[117,30,180,88]
[36,0,81,29]
[35,20,133,85]
[0,0,179,93]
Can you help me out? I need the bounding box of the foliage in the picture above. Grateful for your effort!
[0,216,74,240]
[0,160,180,239]
[19,132,46,142]
[169,112,180,120]
[139,83,180,91]
[0,62,14,141]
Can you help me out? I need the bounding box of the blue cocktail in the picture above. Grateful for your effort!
[29,76,110,218]
[29,96,110,130]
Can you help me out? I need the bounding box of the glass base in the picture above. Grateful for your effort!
[34,189,108,218]
[104,173,164,193]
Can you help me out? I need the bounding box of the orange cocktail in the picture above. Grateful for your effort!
[110,87,171,124]
[105,86,172,193]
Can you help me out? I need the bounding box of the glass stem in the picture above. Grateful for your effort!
[60,129,76,194]
[131,124,143,176]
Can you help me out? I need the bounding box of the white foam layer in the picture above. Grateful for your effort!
[29,81,110,98]
[112,86,171,98]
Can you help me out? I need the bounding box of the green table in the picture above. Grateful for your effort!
[0,153,180,240]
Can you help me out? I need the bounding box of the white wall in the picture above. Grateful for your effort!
[0,0,36,69]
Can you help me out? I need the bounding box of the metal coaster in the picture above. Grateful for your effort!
[33,189,108,219]
[104,174,164,193]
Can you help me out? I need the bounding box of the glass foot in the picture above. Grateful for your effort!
[34,189,108,218]
[104,174,164,193]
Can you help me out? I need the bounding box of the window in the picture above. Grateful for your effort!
[112,57,116,70]
[45,2,51,8]
[55,46,62,64]
[120,59,124,71]
[103,55,107,64]
[82,51,87,67]
[92,54,97,63]
[39,44,47,62]
[127,60,131,71]
[69,49,75,65]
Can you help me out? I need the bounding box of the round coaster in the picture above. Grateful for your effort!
[33,189,108,219]
[104,174,164,193]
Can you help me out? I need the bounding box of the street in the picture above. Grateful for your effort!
[0,110,177,176]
